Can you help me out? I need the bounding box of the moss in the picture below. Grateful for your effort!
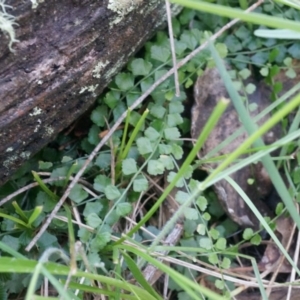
[3,154,18,169]
[0,1,47,51]
[31,0,45,9]
[20,151,31,159]
[107,0,142,26]
[44,126,54,136]
[92,60,109,79]
[29,107,43,116]
[0,0,19,51]
[79,84,99,96]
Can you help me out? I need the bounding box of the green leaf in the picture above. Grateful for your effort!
[158,155,174,170]
[245,83,256,94]
[269,48,280,63]
[209,228,219,240]
[113,102,127,122]
[215,279,225,290]
[275,202,284,216]
[150,45,171,62]
[90,232,111,251]
[154,69,170,89]
[88,124,100,146]
[260,67,269,76]
[175,191,189,204]
[105,185,121,201]
[129,111,144,127]
[144,127,160,141]
[286,68,296,78]
[122,158,138,175]
[116,203,132,217]
[147,160,165,175]
[38,161,53,170]
[183,165,193,179]
[83,202,103,217]
[95,152,111,169]
[69,184,88,203]
[78,227,92,243]
[171,144,183,159]
[150,104,166,118]
[90,105,108,127]
[167,113,183,127]
[243,228,254,240]
[36,191,56,213]
[203,212,211,221]
[234,25,250,39]
[247,178,255,185]
[246,38,262,51]
[140,77,154,93]
[250,234,262,245]
[165,90,175,101]
[225,35,242,52]
[180,31,198,50]
[221,257,231,269]
[172,16,181,36]
[136,137,153,155]
[169,101,184,114]
[174,40,187,55]
[133,176,148,192]
[115,72,134,91]
[197,224,206,235]
[183,207,198,220]
[215,237,227,250]
[61,156,72,163]
[239,68,251,80]
[94,174,110,192]
[87,252,102,267]
[37,231,57,251]
[1,236,20,251]
[129,58,152,76]
[158,144,172,155]
[251,52,269,64]
[208,253,218,264]
[215,43,228,58]
[185,78,193,88]
[164,127,181,140]
[167,171,184,188]
[105,210,120,226]
[199,237,213,250]
[103,90,120,109]
[232,81,242,91]
[126,92,141,107]
[284,57,292,67]
[196,196,208,211]
[86,213,102,228]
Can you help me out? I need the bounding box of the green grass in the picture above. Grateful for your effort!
[1,1,300,299]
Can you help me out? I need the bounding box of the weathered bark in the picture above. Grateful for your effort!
[0,0,181,185]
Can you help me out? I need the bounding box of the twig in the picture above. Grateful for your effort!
[0,175,94,207]
[142,223,183,285]
[25,0,264,252]
[165,0,180,96]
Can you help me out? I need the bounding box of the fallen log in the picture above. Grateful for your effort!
[0,0,181,185]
